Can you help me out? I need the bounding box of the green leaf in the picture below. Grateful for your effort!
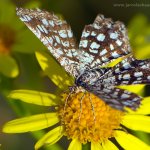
[0,54,19,78]
[128,14,150,59]
[12,29,45,53]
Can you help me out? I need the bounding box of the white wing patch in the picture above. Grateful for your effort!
[16,8,79,77]
[78,14,131,70]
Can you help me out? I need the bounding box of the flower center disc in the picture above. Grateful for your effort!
[58,91,124,143]
[0,25,16,54]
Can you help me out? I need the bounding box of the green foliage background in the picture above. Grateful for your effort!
[0,0,150,149]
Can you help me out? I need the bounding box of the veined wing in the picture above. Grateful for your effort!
[78,14,131,71]
[86,84,141,110]
[103,55,150,85]
[111,55,150,75]
[82,56,150,110]
[16,8,79,77]
[111,68,150,85]
[76,66,142,110]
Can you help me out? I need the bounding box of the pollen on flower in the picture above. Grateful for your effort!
[0,25,16,54]
[58,91,124,144]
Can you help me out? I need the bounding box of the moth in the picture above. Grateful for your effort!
[16,8,150,110]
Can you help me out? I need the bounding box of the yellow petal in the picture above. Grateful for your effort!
[115,131,150,150]
[35,51,73,90]
[104,57,123,67]
[3,113,59,133]
[126,97,150,115]
[8,90,60,106]
[91,142,103,150]
[35,126,63,150]
[135,97,150,114]
[102,140,118,150]
[0,54,19,78]
[68,139,82,150]
[122,115,150,132]
[117,84,145,95]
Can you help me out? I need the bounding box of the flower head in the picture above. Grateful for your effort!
[3,51,150,150]
[58,91,124,144]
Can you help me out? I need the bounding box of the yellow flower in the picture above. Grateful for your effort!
[3,51,150,150]
[0,0,43,78]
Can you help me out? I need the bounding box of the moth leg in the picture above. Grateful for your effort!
[89,93,96,124]
[78,92,86,124]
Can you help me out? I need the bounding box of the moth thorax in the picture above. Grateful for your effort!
[76,69,104,88]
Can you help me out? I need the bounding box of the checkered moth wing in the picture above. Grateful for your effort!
[89,84,141,110]
[78,14,131,71]
[103,55,150,85]
[16,8,79,77]
[83,55,150,110]
[76,68,142,110]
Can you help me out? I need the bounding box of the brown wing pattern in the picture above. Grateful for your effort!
[16,8,79,77]
[78,14,131,70]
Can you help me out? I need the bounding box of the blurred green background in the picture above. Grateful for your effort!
[0,0,150,149]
